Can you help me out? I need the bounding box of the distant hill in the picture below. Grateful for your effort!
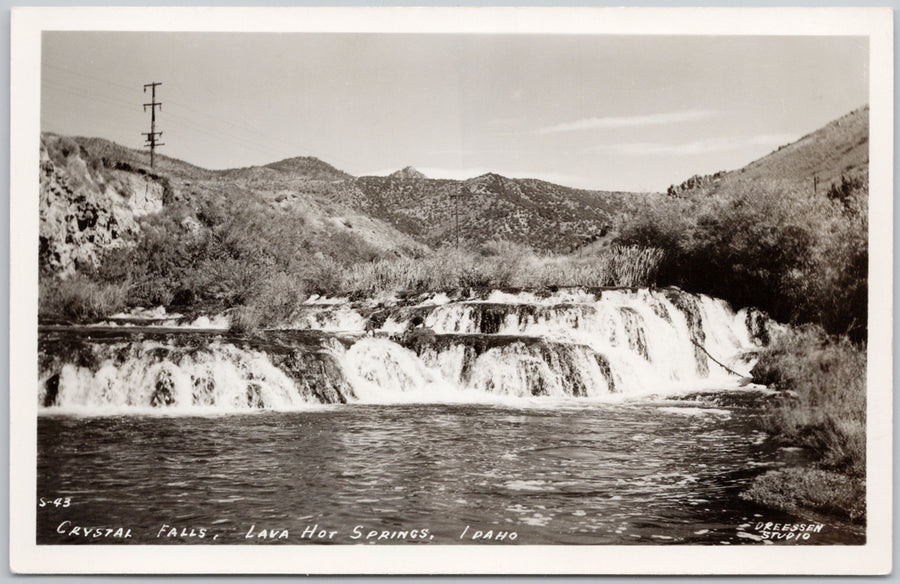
[222,156,353,182]
[39,134,426,276]
[348,171,656,253]
[389,166,427,180]
[670,105,868,198]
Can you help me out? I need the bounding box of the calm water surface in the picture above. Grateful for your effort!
[37,391,864,545]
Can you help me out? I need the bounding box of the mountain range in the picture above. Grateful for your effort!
[39,105,868,276]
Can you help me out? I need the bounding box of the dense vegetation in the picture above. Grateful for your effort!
[616,176,867,340]
[41,188,396,322]
[740,326,866,522]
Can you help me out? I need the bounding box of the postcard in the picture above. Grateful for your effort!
[9,6,893,574]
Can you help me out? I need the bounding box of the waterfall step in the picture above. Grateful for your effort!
[37,288,776,412]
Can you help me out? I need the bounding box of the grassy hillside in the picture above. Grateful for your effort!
[729,106,868,189]
[67,135,219,181]
[39,134,430,321]
[56,135,429,257]
[668,106,868,198]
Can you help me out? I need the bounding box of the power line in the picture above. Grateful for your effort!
[160,110,294,163]
[44,66,311,158]
[43,62,138,93]
[43,80,139,111]
[44,80,289,161]
[44,70,360,172]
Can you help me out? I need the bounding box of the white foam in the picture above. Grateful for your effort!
[657,406,732,417]
[41,287,774,415]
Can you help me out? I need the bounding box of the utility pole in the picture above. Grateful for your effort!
[813,174,818,194]
[142,82,164,168]
[450,189,462,249]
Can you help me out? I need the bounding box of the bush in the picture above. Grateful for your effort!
[39,274,128,322]
[87,186,390,316]
[616,177,867,340]
[228,305,262,334]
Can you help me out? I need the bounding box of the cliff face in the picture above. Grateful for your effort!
[39,134,170,276]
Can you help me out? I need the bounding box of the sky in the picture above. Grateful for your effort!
[41,33,868,192]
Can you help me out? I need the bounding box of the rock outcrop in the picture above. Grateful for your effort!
[388,166,427,180]
[39,134,170,276]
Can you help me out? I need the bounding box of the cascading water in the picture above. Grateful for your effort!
[38,288,773,413]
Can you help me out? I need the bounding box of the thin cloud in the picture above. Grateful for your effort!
[592,133,798,156]
[538,110,721,134]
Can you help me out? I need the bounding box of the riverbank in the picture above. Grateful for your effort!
[743,325,866,524]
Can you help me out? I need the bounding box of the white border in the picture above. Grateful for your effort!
[9,6,893,575]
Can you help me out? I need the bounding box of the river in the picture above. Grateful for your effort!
[35,287,865,545]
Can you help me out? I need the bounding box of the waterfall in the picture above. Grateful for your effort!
[41,342,309,413]
[38,287,773,413]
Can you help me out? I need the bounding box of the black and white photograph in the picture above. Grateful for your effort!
[9,6,893,575]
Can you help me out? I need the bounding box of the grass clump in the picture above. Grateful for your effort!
[743,325,866,524]
[752,326,866,475]
[516,245,664,289]
[741,467,865,523]
[329,243,663,297]
[39,274,128,322]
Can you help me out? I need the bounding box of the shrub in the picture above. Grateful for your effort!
[86,185,390,315]
[827,174,866,210]
[616,177,867,340]
[39,274,128,322]
[228,305,262,334]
